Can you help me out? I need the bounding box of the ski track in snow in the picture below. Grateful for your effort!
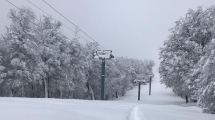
[128,105,147,120]
[128,106,140,120]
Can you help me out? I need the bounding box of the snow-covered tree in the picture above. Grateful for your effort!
[160,6,215,99]
[194,39,215,113]
[0,8,154,100]
[160,6,215,112]
[0,8,41,97]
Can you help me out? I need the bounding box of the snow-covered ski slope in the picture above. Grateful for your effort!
[119,79,215,120]
[0,79,214,120]
[0,97,135,120]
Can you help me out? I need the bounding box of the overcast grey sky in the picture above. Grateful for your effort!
[1,0,215,74]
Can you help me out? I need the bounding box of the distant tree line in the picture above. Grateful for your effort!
[160,6,215,113]
[0,8,154,100]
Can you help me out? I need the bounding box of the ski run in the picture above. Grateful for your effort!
[0,78,214,120]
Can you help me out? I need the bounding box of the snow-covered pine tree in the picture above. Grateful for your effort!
[196,39,215,113]
[0,8,41,97]
[159,6,214,100]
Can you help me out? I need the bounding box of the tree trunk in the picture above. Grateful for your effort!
[89,85,95,100]
[43,79,48,98]
[31,84,34,97]
[115,91,118,98]
[87,83,95,100]
[186,95,189,104]
[59,88,63,98]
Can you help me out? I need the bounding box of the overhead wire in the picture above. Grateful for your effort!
[26,0,100,46]
[5,0,102,50]
[5,0,40,27]
[40,0,105,49]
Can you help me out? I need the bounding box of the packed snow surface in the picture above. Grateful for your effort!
[0,79,215,120]
[120,79,215,120]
